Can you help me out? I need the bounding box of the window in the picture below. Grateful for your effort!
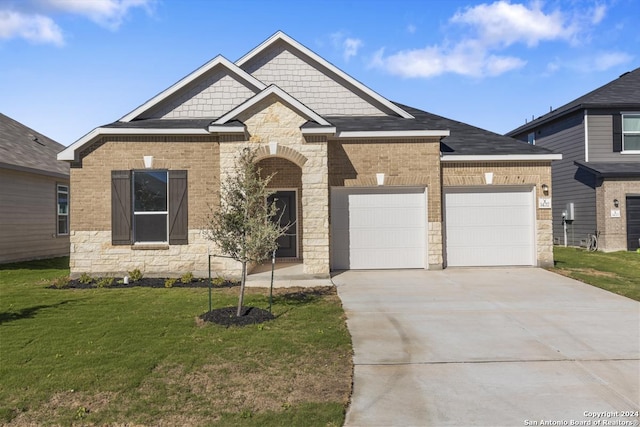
[133,171,168,243]
[57,184,69,235]
[623,114,640,152]
[527,132,536,145]
[111,170,188,246]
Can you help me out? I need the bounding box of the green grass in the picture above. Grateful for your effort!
[550,247,640,301]
[0,257,352,426]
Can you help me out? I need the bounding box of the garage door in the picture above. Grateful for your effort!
[445,187,535,266]
[626,196,640,251]
[331,187,427,269]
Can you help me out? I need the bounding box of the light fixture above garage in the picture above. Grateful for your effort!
[541,184,549,195]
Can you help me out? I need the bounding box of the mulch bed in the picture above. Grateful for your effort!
[199,306,275,327]
[50,278,238,289]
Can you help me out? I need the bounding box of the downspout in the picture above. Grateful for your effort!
[584,109,589,162]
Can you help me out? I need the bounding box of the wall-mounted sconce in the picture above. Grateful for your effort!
[541,184,549,195]
[143,155,154,169]
[376,173,385,186]
[614,199,619,208]
[269,141,278,155]
[484,172,494,185]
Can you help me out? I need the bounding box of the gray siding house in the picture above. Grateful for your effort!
[0,113,70,263]
[507,68,640,251]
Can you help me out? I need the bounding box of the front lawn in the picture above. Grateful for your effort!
[0,257,352,426]
[550,247,640,301]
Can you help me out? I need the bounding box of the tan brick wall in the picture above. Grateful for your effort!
[442,161,554,267]
[328,139,443,267]
[69,136,221,277]
[596,178,640,251]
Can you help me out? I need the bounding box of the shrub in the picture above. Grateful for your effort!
[128,269,143,282]
[78,273,93,285]
[95,276,115,288]
[164,278,177,288]
[51,276,70,289]
[181,272,194,284]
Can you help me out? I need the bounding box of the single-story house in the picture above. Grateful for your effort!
[1,113,70,263]
[507,68,640,251]
[58,31,561,278]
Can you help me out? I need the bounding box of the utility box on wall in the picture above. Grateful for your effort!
[565,202,575,221]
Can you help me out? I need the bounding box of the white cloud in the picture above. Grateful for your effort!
[343,37,363,61]
[592,52,633,71]
[0,0,154,45]
[545,51,634,74]
[0,9,64,45]
[330,31,363,61]
[371,0,598,79]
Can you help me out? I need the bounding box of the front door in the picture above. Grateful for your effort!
[627,196,640,251]
[267,190,297,258]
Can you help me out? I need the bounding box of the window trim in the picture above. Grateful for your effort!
[132,170,169,244]
[621,112,640,154]
[56,183,69,236]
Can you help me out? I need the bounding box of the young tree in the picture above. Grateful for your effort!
[204,147,290,317]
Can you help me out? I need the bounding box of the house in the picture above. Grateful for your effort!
[57,31,560,278]
[507,68,640,252]
[1,113,70,263]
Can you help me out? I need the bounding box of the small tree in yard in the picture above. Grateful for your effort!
[204,147,289,317]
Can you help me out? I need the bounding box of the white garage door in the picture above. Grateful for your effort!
[331,187,427,270]
[445,187,535,267]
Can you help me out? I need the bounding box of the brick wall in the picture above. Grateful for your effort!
[596,178,640,251]
[442,161,554,267]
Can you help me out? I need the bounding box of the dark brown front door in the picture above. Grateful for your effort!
[268,191,297,258]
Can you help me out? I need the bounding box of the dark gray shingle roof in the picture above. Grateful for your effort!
[0,113,69,178]
[575,161,640,178]
[507,67,640,136]
[104,118,215,129]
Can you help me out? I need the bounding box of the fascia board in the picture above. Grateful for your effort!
[119,56,266,122]
[441,154,563,161]
[337,130,450,138]
[301,127,337,135]
[58,127,209,161]
[207,125,246,133]
[236,31,415,119]
[213,85,331,126]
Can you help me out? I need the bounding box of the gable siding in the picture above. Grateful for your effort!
[241,42,386,116]
[0,168,69,263]
[588,112,640,162]
[140,69,257,119]
[515,112,596,246]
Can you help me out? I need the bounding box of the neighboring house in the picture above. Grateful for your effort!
[507,68,640,252]
[0,113,70,263]
[58,31,560,278]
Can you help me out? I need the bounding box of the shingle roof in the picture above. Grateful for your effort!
[575,161,640,178]
[103,118,214,129]
[0,113,69,178]
[507,67,640,136]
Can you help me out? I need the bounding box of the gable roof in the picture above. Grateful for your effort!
[575,160,640,178]
[0,113,69,178]
[120,55,266,122]
[237,31,414,119]
[507,67,640,136]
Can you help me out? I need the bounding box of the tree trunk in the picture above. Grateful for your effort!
[236,261,247,317]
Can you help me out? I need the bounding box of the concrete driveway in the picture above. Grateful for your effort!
[333,268,640,427]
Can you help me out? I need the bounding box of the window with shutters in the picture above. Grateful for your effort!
[111,170,188,246]
[133,171,168,243]
[622,114,640,152]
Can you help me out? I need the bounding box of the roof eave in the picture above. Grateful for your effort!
[337,130,450,139]
[441,154,563,161]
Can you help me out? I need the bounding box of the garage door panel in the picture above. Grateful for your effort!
[445,188,535,267]
[331,187,426,270]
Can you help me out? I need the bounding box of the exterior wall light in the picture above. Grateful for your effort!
[541,184,549,195]
[614,199,619,208]
[143,155,153,169]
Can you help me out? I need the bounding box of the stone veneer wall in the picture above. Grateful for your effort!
[328,139,443,268]
[442,161,554,267]
[219,99,330,276]
[596,178,640,251]
[69,137,221,277]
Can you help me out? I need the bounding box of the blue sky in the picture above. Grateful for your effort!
[1,0,638,146]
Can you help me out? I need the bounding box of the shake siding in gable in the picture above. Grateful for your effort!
[533,113,597,246]
[241,43,385,116]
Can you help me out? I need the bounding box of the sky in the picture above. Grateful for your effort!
[1,0,638,146]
